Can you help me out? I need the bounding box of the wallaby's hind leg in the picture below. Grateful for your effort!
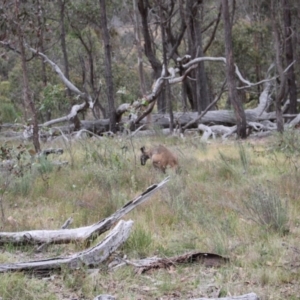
[152,161,165,173]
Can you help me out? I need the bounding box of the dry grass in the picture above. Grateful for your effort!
[0,133,300,299]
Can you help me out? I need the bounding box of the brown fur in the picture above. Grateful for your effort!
[140,145,178,173]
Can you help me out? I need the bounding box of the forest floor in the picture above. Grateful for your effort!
[0,131,300,299]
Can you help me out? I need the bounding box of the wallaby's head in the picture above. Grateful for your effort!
[140,146,150,166]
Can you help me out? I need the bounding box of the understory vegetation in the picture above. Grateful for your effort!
[0,131,300,299]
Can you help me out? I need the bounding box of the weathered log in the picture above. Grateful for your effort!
[34,217,73,253]
[93,295,116,300]
[0,220,133,275]
[109,251,229,274]
[0,177,169,246]
[92,293,258,300]
[191,293,259,300]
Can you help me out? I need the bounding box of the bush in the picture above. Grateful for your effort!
[0,102,19,123]
[242,183,289,234]
[123,224,153,257]
[272,129,300,157]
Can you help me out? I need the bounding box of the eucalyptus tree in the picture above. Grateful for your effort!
[0,0,43,151]
[57,0,71,97]
[99,0,117,132]
[222,0,247,138]
[282,0,297,115]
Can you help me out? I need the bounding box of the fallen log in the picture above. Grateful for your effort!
[34,217,73,253]
[0,219,133,276]
[191,293,259,300]
[92,293,259,300]
[109,251,229,274]
[0,177,169,246]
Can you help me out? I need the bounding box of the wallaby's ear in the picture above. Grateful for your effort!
[140,146,145,153]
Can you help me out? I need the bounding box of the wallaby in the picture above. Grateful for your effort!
[140,145,178,173]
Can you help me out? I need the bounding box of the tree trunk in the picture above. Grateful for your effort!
[272,0,285,133]
[37,0,47,88]
[99,0,117,131]
[222,0,247,139]
[194,3,210,112]
[137,0,164,112]
[283,0,297,114]
[15,0,40,152]
[158,1,173,132]
[133,0,146,96]
[184,0,197,111]
[58,0,71,97]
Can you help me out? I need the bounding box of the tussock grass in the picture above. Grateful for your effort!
[0,133,300,299]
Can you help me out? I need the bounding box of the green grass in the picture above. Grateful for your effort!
[0,133,300,299]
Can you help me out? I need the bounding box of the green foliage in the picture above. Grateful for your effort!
[272,129,300,157]
[0,81,10,98]
[113,64,140,105]
[232,20,271,82]
[0,102,19,123]
[40,84,69,116]
[123,224,153,257]
[10,173,33,197]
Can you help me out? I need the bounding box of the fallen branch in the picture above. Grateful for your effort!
[191,293,259,300]
[109,251,229,274]
[40,148,64,157]
[34,217,73,253]
[0,177,169,246]
[92,292,258,300]
[0,220,133,275]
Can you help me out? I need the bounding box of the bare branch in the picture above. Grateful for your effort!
[27,46,94,109]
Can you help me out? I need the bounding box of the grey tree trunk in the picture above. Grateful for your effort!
[283,0,297,114]
[99,0,117,131]
[272,0,285,133]
[58,0,71,97]
[15,0,41,152]
[193,2,210,112]
[222,0,247,139]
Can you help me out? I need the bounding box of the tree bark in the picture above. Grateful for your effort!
[58,0,71,97]
[99,0,117,131]
[111,251,229,274]
[138,0,165,112]
[133,0,146,96]
[283,0,297,114]
[222,0,247,139]
[0,220,133,275]
[192,293,259,300]
[193,1,210,112]
[15,0,41,152]
[272,0,285,133]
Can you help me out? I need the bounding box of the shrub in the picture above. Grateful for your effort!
[123,224,153,257]
[242,183,289,234]
[0,102,19,123]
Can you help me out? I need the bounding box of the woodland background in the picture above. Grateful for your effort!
[0,1,300,300]
[0,0,299,150]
